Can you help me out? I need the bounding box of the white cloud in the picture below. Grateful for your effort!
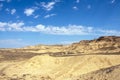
[5,8,16,14]
[7,22,24,31]
[24,8,35,16]
[98,29,120,35]
[73,6,78,10]
[54,0,60,2]
[0,22,7,27]
[87,5,91,9]
[16,16,20,18]
[111,0,115,3]
[34,15,39,18]
[11,9,16,15]
[0,0,5,1]
[0,22,7,31]
[0,21,120,36]
[6,0,11,3]
[41,1,56,11]
[0,22,24,31]
[44,14,56,18]
[0,4,3,7]
[0,4,3,10]
[5,8,10,12]
[76,0,80,3]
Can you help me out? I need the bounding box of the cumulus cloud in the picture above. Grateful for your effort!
[0,21,120,36]
[44,14,56,18]
[87,5,91,9]
[111,0,115,3]
[34,15,39,18]
[0,0,12,3]
[0,0,5,1]
[73,6,78,10]
[0,4,3,10]
[0,22,24,31]
[7,0,11,2]
[98,29,119,35]
[5,8,10,12]
[7,22,24,31]
[76,0,80,3]
[24,8,35,16]
[5,8,16,14]
[0,22,7,31]
[16,16,20,18]
[41,1,56,11]
[0,22,7,27]
[11,9,16,15]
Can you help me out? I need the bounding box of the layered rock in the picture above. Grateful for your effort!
[67,36,120,54]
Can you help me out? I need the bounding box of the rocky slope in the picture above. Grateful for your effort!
[74,64,120,80]
[67,36,120,54]
[1,36,119,56]
[21,36,120,55]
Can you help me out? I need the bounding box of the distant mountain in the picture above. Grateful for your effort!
[1,36,119,55]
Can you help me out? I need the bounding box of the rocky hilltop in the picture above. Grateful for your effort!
[74,64,120,80]
[67,36,120,55]
[0,36,119,59]
[18,36,120,56]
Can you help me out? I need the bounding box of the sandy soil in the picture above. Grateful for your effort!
[0,36,120,80]
[0,52,120,80]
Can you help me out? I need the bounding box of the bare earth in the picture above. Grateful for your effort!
[0,36,120,80]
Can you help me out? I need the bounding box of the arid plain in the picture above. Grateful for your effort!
[0,36,120,80]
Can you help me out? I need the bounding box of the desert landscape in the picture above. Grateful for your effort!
[0,36,120,80]
[0,0,120,79]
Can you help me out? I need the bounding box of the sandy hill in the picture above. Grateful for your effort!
[1,36,119,55]
[21,36,120,55]
[74,64,120,80]
[21,44,67,54]
[1,55,120,80]
[0,36,120,80]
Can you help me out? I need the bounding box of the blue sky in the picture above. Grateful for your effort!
[0,0,120,48]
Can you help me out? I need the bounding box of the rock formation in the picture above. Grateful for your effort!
[67,36,120,54]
